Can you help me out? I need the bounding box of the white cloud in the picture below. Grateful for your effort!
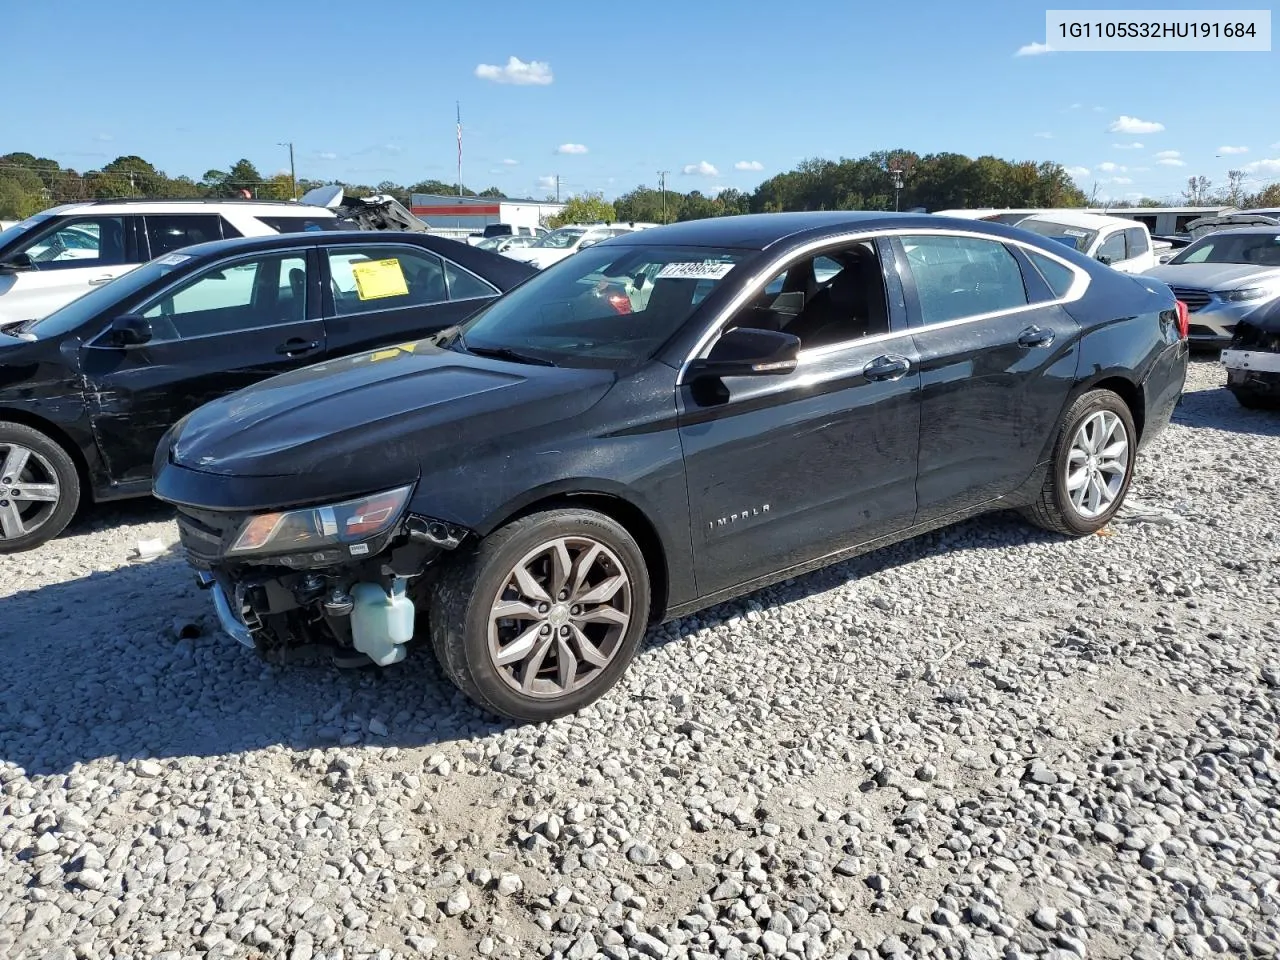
[317,151,338,161]
[1108,115,1164,135]
[1065,166,1090,178]
[1068,103,1083,110]
[383,144,403,154]
[1093,105,1106,112]
[556,143,588,155]
[1154,150,1181,159]
[1015,41,1052,56]
[1109,176,1134,185]
[1113,142,1143,149]
[1157,157,1186,167]
[734,160,764,171]
[501,158,519,166]
[474,56,553,86]
[95,132,113,142]
[1097,162,1126,173]
[1034,132,1054,139]
[1218,145,1249,155]
[537,175,558,191]
[1243,157,1280,174]
[682,161,719,176]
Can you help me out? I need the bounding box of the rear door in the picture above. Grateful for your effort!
[892,232,1083,523]
[0,214,143,322]
[319,241,500,357]
[80,246,326,483]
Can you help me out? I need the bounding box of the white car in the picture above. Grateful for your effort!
[1013,212,1155,274]
[502,224,640,269]
[0,199,344,324]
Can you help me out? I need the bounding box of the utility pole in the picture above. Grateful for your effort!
[555,175,561,203]
[658,170,669,223]
[890,167,904,211]
[278,142,296,199]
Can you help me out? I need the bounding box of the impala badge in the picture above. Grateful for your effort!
[708,504,770,530]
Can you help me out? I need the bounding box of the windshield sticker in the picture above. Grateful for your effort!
[656,261,735,281]
[156,253,191,266]
[351,258,409,300]
[1061,228,1088,238]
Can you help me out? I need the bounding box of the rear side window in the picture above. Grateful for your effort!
[444,260,498,300]
[145,214,222,257]
[326,245,447,315]
[1025,250,1076,299]
[258,216,343,233]
[900,235,1028,324]
[1124,227,1149,258]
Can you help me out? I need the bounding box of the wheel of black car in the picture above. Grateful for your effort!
[1022,389,1137,537]
[0,421,81,554]
[429,508,651,722]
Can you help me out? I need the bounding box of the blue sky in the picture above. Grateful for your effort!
[5,0,1277,203]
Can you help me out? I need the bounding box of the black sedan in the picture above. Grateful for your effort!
[0,231,534,551]
[153,212,1189,721]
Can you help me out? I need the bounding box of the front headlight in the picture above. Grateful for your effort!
[228,485,413,556]
[1219,286,1276,303]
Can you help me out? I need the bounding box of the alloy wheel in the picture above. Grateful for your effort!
[487,536,633,699]
[1065,410,1129,520]
[0,443,62,541]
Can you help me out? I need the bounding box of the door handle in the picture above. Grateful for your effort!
[276,338,322,357]
[87,275,114,286]
[863,354,911,382]
[1018,325,1055,348]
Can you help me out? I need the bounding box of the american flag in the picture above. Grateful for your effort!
[456,103,462,168]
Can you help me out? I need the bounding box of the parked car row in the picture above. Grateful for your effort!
[2,205,1191,720]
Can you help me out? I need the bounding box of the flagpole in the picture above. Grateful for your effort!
[456,102,462,197]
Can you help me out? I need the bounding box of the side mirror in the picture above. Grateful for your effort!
[109,314,153,347]
[1096,254,1114,265]
[687,326,800,380]
[0,253,34,274]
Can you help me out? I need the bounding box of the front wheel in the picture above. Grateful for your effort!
[1022,389,1137,536]
[0,422,81,554]
[429,508,651,722]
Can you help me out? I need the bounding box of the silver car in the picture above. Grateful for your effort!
[1142,227,1280,345]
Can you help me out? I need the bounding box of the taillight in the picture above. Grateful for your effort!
[1174,300,1189,339]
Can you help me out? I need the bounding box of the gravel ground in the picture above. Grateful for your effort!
[2,358,1278,960]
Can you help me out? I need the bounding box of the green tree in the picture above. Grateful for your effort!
[547,191,615,228]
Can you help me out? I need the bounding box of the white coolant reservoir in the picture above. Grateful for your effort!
[350,579,415,666]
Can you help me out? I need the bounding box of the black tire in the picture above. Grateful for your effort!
[0,421,81,554]
[1021,389,1137,537]
[1230,389,1279,411]
[429,508,651,722]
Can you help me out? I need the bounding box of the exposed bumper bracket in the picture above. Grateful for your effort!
[209,581,256,648]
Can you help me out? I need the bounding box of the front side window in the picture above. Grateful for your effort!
[1096,231,1127,262]
[12,216,129,270]
[145,214,222,258]
[139,252,308,339]
[326,245,446,315]
[459,244,750,367]
[900,235,1028,324]
[1124,228,1149,258]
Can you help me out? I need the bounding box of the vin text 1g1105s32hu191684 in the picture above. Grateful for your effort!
[152,212,1190,722]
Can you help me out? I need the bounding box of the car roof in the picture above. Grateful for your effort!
[1193,226,1280,236]
[1018,211,1136,230]
[42,199,336,217]
[601,211,995,250]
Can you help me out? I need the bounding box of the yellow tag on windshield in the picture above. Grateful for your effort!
[351,258,409,300]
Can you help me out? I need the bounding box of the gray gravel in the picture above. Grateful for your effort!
[3,359,1279,960]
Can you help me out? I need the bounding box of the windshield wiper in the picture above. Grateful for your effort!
[463,341,557,367]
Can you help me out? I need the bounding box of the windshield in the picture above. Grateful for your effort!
[458,244,750,368]
[474,237,503,251]
[22,252,200,340]
[1016,218,1099,253]
[532,228,586,249]
[0,214,52,258]
[1168,231,1280,266]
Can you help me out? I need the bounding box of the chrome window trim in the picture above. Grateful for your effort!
[676,227,1091,384]
[86,246,314,348]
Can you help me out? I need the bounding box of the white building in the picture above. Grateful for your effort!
[409,194,566,238]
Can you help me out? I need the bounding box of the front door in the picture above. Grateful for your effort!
[892,233,1081,522]
[320,242,499,356]
[0,215,142,324]
[80,247,326,484]
[679,239,921,598]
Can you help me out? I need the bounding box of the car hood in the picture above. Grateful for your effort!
[167,340,616,488]
[1142,263,1280,291]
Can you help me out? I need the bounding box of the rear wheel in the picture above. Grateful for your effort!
[0,422,81,553]
[429,508,650,722]
[1022,389,1136,536]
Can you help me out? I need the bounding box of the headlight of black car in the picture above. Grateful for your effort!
[227,485,413,556]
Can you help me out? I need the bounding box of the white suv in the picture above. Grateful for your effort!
[0,199,342,324]
[501,223,640,270]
